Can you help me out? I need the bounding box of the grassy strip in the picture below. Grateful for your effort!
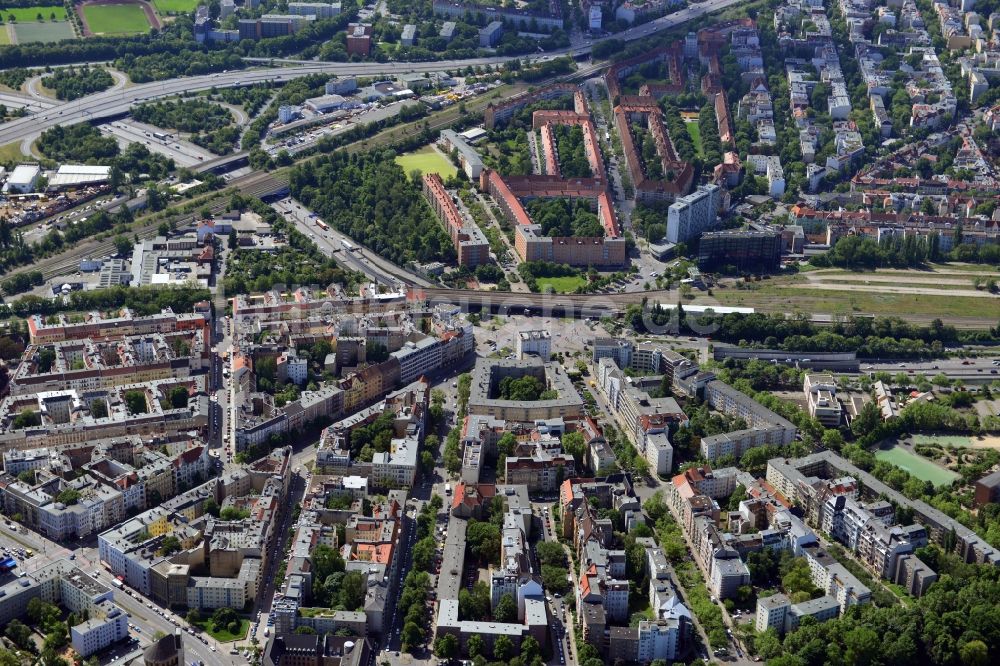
[675,561,729,649]
[825,543,900,607]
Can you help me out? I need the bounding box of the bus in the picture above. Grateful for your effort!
[153,132,169,141]
[315,219,329,231]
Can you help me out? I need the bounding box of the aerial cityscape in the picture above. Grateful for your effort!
[0,0,994,665]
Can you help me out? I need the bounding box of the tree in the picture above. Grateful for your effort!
[643,491,668,522]
[186,609,201,624]
[960,640,989,666]
[821,429,845,451]
[561,431,587,467]
[211,607,238,630]
[541,565,570,594]
[338,571,366,611]
[412,537,435,572]
[401,621,423,650]
[114,235,132,257]
[459,582,491,621]
[466,520,501,564]
[123,390,148,414]
[434,633,458,659]
[158,535,181,555]
[466,633,484,659]
[535,541,566,566]
[493,635,514,661]
[5,619,33,651]
[494,593,517,623]
[851,401,880,437]
[168,386,189,409]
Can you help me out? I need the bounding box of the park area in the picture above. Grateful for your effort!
[395,146,458,180]
[875,444,959,487]
[80,1,154,35]
[189,608,249,642]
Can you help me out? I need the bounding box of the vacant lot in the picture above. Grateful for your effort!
[2,5,68,21]
[709,273,997,326]
[82,3,151,34]
[875,445,959,487]
[536,276,587,293]
[11,19,74,42]
[151,0,198,13]
[395,146,458,180]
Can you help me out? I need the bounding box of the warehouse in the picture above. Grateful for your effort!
[47,165,112,191]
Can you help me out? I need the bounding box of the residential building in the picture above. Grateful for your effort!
[666,185,721,244]
[516,330,552,361]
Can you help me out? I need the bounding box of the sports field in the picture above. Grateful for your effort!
[536,276,588,293]
[12,20,74,42]
[82,3,151,34]
[912,434,973,448]
[875,445,959,487]
[151,0,198,12]
[1,5,68,21]
[395,146,457,180]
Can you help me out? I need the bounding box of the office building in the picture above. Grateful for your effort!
[696,229,781,272]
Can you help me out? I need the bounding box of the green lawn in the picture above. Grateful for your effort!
[1,5,67,21]
[395,146,458,180]
[536,276,588,293]
[11,20,73,42]
[684,120,703,156]
[0,141,26,165]
[83,3,151,34]
[151,0,199,12]
[875,445,959,487]
[0,25,10,44]
[191,618,249,642]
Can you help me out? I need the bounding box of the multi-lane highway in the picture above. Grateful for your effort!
[0,0,744,148]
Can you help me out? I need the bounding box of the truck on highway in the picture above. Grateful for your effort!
[341,239,353,251]
[112,579,123,589]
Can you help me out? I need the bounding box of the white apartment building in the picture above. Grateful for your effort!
[516,330,552,361]
[665,184,721,244]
